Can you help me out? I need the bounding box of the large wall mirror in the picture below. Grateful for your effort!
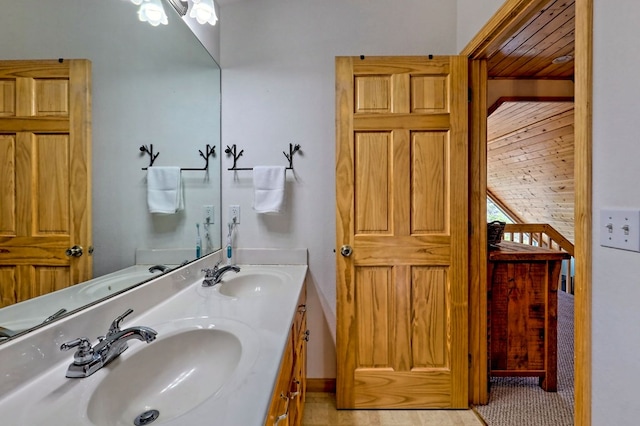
[0,0,222,342]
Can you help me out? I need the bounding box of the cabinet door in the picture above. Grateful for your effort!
[290,329,308,425]
[266,331,294,426]
[289,307,308,425]
[266,283,307,426]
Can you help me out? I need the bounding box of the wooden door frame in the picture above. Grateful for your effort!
[462,1,592,425]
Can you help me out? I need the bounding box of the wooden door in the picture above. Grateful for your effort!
[335,56,468,408]
[0,59,92,308]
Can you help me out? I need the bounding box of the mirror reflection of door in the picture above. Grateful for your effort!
[0,59,92,308]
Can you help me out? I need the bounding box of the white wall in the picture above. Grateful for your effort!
[1,0,222,277]
[219,0,457,378]
[456,0,505,52]
[592,2,640,424]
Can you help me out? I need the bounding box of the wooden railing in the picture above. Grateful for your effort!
[502,223,575,293]
[503,223,574,255]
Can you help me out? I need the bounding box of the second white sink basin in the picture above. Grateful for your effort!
[217,271,287,298]
[77,269,164,300]
[86,322,251,425]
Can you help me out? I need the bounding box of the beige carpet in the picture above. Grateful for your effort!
[473,291,574,426]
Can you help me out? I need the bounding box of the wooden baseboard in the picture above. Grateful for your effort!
[307,378,336,393]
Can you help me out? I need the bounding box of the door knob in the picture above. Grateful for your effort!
[340,245,353,257]
[65,245,83,257]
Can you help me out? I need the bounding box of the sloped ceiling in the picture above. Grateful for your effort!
[488,100,575,242]
[484,0,575,243]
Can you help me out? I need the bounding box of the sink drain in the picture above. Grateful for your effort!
[134,409,160,425]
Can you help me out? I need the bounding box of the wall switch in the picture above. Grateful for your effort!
[229,205,240,224]
[600,209,640,252]
[203,205,214,224]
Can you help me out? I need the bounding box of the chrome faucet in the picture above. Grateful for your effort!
[43,308,67,323]
[60,309,157,378]
[201,262,241,286]
[0,326,19,339]
[148,264,170,273]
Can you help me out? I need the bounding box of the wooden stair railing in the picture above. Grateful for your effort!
[503,223,574,256]
[502,223,575,293]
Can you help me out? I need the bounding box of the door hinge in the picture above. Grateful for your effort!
[468,353,472,369]
[468,88,472,102]
[468,221,473,236]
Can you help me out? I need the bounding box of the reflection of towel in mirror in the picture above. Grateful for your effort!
[147,167,184,214]
[252,166,286,214]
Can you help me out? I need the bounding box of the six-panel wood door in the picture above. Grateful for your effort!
[0,59,92,308]
[335,56,468,408]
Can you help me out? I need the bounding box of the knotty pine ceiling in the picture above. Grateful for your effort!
[485,0,575,243]
[488,101,575,243]
[486,0,575,79]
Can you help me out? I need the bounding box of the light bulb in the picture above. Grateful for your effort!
[138,0,168,26]
[189,0,218,26]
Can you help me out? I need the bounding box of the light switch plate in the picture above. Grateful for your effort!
[600,209,640,252]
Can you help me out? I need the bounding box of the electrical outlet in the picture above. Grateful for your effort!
[203,205,214,224]
[229,204,240,224]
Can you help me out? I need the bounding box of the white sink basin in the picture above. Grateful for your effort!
[217,272,287,298]
[87,326,245,425]
[77,270,164,300]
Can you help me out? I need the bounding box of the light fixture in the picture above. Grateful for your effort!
[166,0,188,16]
[189,0,218,26]
[137,0,169,26]
[124,0,218,27]
[552,55,573,64]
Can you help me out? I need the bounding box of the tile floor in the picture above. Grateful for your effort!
[302,392,486,426]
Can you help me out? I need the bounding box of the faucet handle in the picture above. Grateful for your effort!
[60,337,94,364]
[60,337,91,351]
[213,260,223,271]
[108,308,134,335]
[201,268,215,277]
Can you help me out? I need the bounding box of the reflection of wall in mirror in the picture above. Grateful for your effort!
[0,0,222,279]
[0,0,222,331]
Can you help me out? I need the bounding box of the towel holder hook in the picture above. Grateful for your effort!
[139,144,216,171]
[139,144,159,168]
[225,143,301,171]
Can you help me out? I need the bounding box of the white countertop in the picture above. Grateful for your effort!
[0,253,307,426]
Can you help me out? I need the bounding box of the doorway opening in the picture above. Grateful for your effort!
[463,0,592,425]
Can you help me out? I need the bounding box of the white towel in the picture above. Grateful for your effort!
[147,167,184,214]
[252,166,286,214]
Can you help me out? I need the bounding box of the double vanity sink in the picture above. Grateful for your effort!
[0,252,307,426]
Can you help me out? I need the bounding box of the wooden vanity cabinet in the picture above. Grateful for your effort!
[265,284,308,426]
